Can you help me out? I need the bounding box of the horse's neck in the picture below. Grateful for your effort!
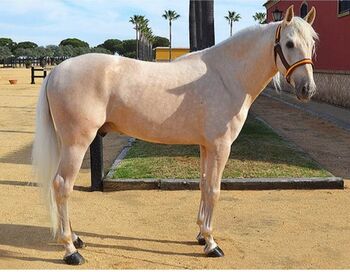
[205,23,278,102]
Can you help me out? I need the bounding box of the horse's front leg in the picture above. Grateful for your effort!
[196,145,207,245]
[201,142,231,257]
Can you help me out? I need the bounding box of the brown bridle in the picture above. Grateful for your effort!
[274,24,314,84]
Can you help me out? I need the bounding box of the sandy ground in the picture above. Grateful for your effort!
[0,68,349,269]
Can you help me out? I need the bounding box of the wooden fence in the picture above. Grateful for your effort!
[1,57,68,68]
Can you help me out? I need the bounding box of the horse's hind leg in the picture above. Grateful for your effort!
[70,221,86,249]
[201,142,231,257]
[53,141,91,265]
[196,145,207,245]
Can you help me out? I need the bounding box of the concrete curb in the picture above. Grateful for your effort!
[103,177,344,192]
[105,138,135,179]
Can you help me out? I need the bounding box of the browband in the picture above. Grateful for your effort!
[274,24,314,84]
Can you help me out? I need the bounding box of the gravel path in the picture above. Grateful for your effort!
[251,91,350,179]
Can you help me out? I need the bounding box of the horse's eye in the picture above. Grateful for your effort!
[286,41,294,49]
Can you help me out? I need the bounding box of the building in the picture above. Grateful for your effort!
[264,0,350,108]
[153,47,190,62]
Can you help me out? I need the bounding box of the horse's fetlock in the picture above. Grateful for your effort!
[58,231,73,244]
[201,226,213,237]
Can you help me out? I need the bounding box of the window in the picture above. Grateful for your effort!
[300,3,308,18]
[339,0,350,14]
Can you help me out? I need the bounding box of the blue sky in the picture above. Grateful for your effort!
[0,0,266,48]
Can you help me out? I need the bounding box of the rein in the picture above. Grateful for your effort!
[274,24,314,84]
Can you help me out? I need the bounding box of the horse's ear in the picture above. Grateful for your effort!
[304,6,316,25]
[283,5,294,25]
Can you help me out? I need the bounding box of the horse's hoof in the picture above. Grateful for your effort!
[206,246,225,258]
[63,251,85,265]
[196,233,206,245]
[73,237,86,249]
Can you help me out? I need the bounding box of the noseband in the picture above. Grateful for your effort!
[274,24,314,84]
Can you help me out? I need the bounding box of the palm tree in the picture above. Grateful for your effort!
[189,0,215,52]
[162,10,180,61]
[129,15,143,59]
[140,25,152,60]
[225,11,241,37]
[253,12,266,24]
[138,18,149,60]
[148,35,156,61]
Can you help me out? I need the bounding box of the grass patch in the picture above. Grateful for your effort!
[112,116,330,179]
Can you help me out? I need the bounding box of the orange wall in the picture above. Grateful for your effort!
[266,0,350,71]
[154,48,190,61]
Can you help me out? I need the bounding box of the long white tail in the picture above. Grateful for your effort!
[32,73,60,237]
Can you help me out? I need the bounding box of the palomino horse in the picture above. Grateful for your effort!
[33,5,317,265]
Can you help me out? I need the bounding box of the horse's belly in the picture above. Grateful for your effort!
[108,106,203,145]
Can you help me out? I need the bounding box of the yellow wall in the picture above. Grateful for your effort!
[154,47,190,62]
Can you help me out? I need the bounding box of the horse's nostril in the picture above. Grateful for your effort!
[302,86,308,95]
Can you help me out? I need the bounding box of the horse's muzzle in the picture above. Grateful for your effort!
[296,82,316,101]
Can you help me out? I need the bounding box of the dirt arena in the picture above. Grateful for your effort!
[0,68,349,269]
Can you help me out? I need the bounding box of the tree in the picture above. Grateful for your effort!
[253,12,266,24]
[91,47,112,55]
[72,47,90,57]
[33,46,48,58]
[121,39,137,58]
[59,38,89,48]
[16,41,38,50]
[189,0,215,51]
[0,38,17,51]
[129,15,144,59]
[138,20,152,60]
[137,17,150,60]
[162,10,180,61]
[61,45,75,57]
[0,46,12,60]
[225,11,241,37]
[45,45,59,57]
[152,36,170,48]
[13,48,34,58]
[98,39,122,54]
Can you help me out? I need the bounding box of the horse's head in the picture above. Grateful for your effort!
[275,5,318,101]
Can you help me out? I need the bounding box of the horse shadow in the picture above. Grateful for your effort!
[0,224,203,264]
